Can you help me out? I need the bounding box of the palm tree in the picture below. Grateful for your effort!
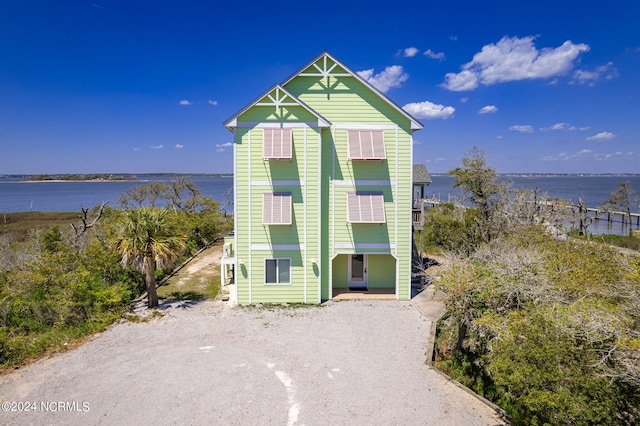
[111,207,186,308]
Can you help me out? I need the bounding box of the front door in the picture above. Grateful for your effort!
[348,254,368,290]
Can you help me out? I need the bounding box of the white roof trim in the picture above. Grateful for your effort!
[224,84,331,131]
[281,51,424,131]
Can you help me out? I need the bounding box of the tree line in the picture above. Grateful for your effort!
[423,147,640,425]
[0,179,233,369]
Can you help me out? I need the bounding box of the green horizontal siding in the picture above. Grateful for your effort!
[246,249,318,303]
[331,254,395,289]
[368,255,396,289]
[286,78,413,130]
[233,56,419,303]
[233,118,321,304]
[238,105,319,124]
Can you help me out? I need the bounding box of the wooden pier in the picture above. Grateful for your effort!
[415,195,640,235]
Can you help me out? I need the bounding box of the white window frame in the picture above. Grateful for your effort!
[347,129,386,160]
[264,258,291,285]
[263,128,292,160]
[346,192,386,223]
[262,192,292,225]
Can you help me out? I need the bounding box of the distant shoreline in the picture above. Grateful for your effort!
[18,179,133,183]
[2,173,234,183]
[2,173,638,180]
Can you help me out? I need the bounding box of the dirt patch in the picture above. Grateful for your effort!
[423,252,448,277]
[156,243,222,300]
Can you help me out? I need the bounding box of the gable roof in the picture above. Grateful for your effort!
[281,51,424,131]
[224,52,424,132]
[224,84,331,131]
[413,164,432,184]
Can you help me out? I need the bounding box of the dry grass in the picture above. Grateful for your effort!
[157,244,222,301]
[1,211,79,243]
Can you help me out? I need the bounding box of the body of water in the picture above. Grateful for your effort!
[426,174,640,208]
[1,174,639,235]
[0,175,234,213]
[426,174,640,236]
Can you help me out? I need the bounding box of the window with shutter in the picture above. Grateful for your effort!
[347,130,386,160]
[262,192,292,225]
[263,128,292,159]
[346,192,386,223]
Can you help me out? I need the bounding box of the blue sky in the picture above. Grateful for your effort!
[1,1,639,174]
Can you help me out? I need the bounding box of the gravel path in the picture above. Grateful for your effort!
[0,299,503,425]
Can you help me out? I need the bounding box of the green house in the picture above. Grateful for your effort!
[223,51,423,304]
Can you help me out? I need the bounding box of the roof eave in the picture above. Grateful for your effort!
[281,51,424,132]
[223,83,332,131]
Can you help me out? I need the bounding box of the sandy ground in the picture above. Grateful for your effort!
[0,250,504,426]
[172,245,222,287]
[156,245,223,299]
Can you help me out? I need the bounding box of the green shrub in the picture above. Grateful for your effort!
[434,231,640,424]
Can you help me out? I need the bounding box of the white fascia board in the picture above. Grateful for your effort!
[224,84,331,131]
[280,51,424,132]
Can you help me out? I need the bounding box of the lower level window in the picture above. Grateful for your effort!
[265,258,291,284]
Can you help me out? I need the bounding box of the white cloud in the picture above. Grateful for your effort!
[540,122,568,131]
[357,65,409,93]
[509,125,534,133]
[460,97,469,103]
[542,152,570,161]
[442,70,478,91]
[572,62,618,86]
[208,100,218,106]
[479,105,498,114]
[586,131,615,142]
[402,47,419,57]
[403,101,455,120]
[179,100,192,106]
[216,142,233,152]
[540,123,590,132]
[175,144,184,149]
[150,144,163,149]
[424,49,445,60]
[542,148,637,162]
[442,36,590,91]
[133,147,141,151]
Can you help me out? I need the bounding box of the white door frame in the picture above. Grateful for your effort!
[348,254,368,289]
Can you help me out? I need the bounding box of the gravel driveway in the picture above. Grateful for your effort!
[0,299,502,425]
